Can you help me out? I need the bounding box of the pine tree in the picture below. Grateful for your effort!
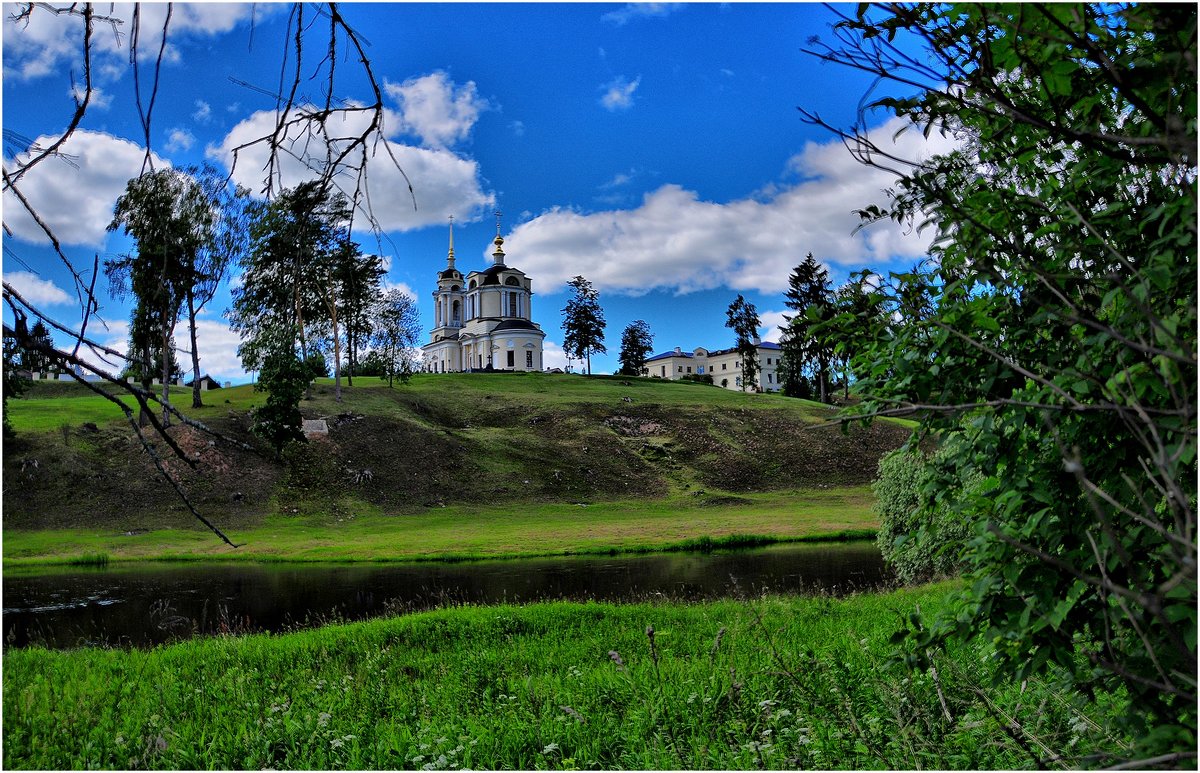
[617,320,654,376]
[779,253,833,402]
[561,276,607,375]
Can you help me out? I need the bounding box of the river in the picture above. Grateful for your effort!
[2,541,889,649]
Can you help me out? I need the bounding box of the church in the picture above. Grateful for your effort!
[421,216,546,373]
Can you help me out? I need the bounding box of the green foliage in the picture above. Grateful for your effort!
[368,289,420,387]
[779,254,833,401]
[816,2,1197,759]
[2,331,29,439]
[106,168,217,397]
[253,330,308,457]
[618,319,654,376]
[724,294,760,392]
[17,321,54,374]
[303,351,329,380]
[561,275,607,374]
[230,182,351,372]
[874,445,978,584]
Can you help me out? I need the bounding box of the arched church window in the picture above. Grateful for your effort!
[504,276,520,286]
[452,300,461,325]
[469,280,477,290]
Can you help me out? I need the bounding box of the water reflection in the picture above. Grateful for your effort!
[3,541,889,649]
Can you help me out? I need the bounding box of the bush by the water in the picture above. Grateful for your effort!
[874,444,977,584]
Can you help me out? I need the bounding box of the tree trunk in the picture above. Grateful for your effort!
[329,288,343,403]
[139,343,152,428]
[160,310,172,428]
[187,290,203,409]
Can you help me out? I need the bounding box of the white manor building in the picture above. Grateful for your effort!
[421,219,546,373]
[643,339,783,392]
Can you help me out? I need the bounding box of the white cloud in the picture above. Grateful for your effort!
[757,309,790,343]
[600,170,636,189]
[192,100,212,123]
[3,3,261,81]
[384,71,488,149]
[185,315,248,381]
[382,280,417,300]
[165,127,195,152]
[510,120,526,137]
[3,271,74,306]
[602,3,685,26]
[72,317,129,379]
[70,84,112,110]
[208,105,494,232]
[71,314,248,383]
[541,340,570,371]
[502,116,959,297]
[600,76,641,111]
[2,130,169,247]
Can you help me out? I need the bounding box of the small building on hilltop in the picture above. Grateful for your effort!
[643,339,783,392]
[421,216,546,373]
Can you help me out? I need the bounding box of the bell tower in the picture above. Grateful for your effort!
[431,216,464,337]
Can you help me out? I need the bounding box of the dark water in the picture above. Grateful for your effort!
[2,541,889,649]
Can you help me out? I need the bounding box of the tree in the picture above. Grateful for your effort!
[561,276,607,375]
[3,329,29,439]
[369,289,421,387]
[824,272,885,400]
[18,321,55,374]
[182,164,249,409]
[1,2,408,549]
[107,167,213,426]
[724,294,761,392]
[337,253,385,386]
[252,327,307,458]
[617,320,654,376]
[229,181,350,398]
[779,254,833,402]
[315,240,383,401]
[807,4,1196,761]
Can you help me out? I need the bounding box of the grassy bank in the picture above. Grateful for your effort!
[3,585,1127,770]
[4,373,912,533]
[3,486,876,567]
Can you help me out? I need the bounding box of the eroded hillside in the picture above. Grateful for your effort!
[2,374,910,531]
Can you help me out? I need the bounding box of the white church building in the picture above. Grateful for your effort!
[421,218,546,373]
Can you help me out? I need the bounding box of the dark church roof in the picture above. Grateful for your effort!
[478,264,507,285]
[492,319,540,332]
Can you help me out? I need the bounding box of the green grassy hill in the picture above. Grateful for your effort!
[3,373,909,536]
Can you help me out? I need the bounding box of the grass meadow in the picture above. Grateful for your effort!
[1,585,1129,770]
[2,485,877,566]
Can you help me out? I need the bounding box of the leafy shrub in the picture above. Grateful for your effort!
[253,335,308,457]
[874,442,977,584]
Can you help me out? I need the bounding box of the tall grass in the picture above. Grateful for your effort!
[4,586,1129,769]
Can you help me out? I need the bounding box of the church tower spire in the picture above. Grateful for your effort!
[491,209,505,265]
[446,215,456,270]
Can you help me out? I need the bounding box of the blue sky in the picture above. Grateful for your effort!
[3,2,951,381]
